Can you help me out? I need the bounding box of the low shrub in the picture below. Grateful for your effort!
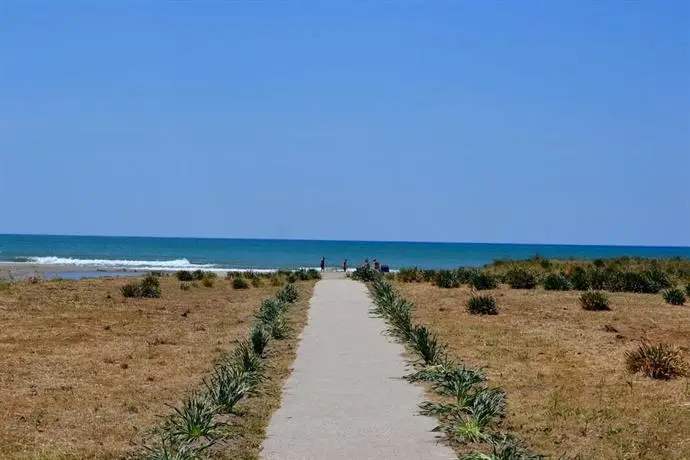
[202,277,214,288]
[579,291,610,311]
[662,288,686,306]
[626,342,688,380]
[351,267,381,282]
[410,325,446,365]
[192,269,205,281]
[306,268,322,280]
[180,282,191,291]
[504,268,537,289]
[435,270,460,289]
[397,267,424,283]
[286,272,298,283]
[466,294,498,315]
[251,277,263,288]
[233,278,249,289]
[422,270,437,283]
[277,283,299,303]
[250,324,270,357]
[121,282,140,298]
[455,268,475,284]
[569,266,590,290]
[543,273,571,291]
[470,272,498,290]
[175,270,194,282]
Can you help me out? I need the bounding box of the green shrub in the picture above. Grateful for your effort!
[397,267,424,283]
[175,270,194,282]
[251,324,270,357]
[192,269,205,281]
[306,268,322,280]
[202,277,214,288]
[466,294,498,315]
[251,277,263,288]
[435,270,460,288]
[139,275,161,298]
[579,291,610,311]
[569,266,590,290]
[180,282,191,291]
[626,342,688,380]
[422,270,437,283]
[504,268,537,289]
[270,275,282,287]
[233,278,249,289]
[121,282,140,298]
[166,392,223,443]
[203,364,253,414]
[543,273,571,291]
[277,283,299,303]
[351,267,381,282]
[662,288,686,306]
[470,272,498,290]
[455,268,475,285]
[410,325,446,365]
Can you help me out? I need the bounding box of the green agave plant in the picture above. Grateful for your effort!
[165,393,224,444]
[203,364,255,414]
[250,324,270,357]
[233,340,264,374]
[277,283,299,303]
[409,325,446,365]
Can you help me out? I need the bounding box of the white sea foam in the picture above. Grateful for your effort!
[24,256,215,270]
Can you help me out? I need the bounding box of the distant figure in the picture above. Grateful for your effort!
[320,257,325,272]
[364,258,370,270]
[343,259,348,273]
[374,259,380,271]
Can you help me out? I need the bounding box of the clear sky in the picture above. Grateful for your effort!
[1,2,688,246]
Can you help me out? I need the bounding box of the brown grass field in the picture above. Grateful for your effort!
[397,282,690,459]
[0,275,314,459]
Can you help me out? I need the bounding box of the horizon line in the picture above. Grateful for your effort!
[1,233,689,250]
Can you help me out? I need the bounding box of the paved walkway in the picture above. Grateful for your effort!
[261,275,454,460]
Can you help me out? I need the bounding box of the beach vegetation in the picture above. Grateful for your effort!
[250,324,270,357]
[351,266,381,282]
[277,283,299,303]
[467,294,498,315]
[202,277,213,288]
[176,271,194,282]
[233,340,263,375]
[397,267,425,283]
[180,283,191,291]
[626,342,688,380]
[203,364,254,414]
[504,268,538,289]
[568,266,590,290]
[250,277,263,287]
[165,392,223,444]
[410,325,446,365]
[120,275,161,298]
[286,272,298,283]
[662,287,686,306]
[470,272,499,290]
[579,291,610,311]
[542,273,571,291]
[232,278,249,289]
[435,269,460,288]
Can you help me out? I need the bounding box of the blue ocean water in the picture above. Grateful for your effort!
[0,234,688,271]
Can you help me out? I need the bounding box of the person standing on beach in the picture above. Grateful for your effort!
[320,257,325,272]
[343,259,348,273]
[374,259,380,271]
[364,258,370,269]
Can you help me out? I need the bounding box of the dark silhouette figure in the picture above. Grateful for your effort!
[343,259,348,273]
[374,259,380,271]
[320,257,325,272]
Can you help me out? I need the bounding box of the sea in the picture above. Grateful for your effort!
[0,234,689,275]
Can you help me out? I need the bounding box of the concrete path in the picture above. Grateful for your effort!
[261,275,455,460]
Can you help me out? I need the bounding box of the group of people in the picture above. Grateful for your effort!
[319,257,384,273]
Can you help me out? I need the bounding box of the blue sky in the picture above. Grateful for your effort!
[1,2,688,246]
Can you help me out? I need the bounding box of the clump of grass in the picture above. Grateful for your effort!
[277,283,299,303]
[467,294,498,315]
[232,278,249,289]
[543,273,571,291]
[180,282,191,291]
[202,277,214,288]
[286,272,298,283]
[0,280,11,292]
[569,266,590,291]
[686,282,690,297]
[165,392,223,444]
[250,324,270,357]
[662,287,686,306]
[233,340,263,374]
[397,267,424,283]
[410,325,446,365]
[121,275,161,298]
[203,364,254,414]
[625,342,688,380]
[251,277,263,288]
[504,268,537,289]
[470,272,499,290]
[435,270,460,289]
[579,291,610,311]
[176,270,194,282]
[351,267,381,282]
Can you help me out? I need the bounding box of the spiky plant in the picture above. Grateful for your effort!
[410,325,446,365]
[504,268,537,289]
[467,294,498,315]
[267,315,291,339]
[121,282,140,298]
[233,340,263,374]
[662,287,686,306]
[250,324,270,357]
[458,433,544,460]
[435,270,460,288]
[142,435,212,460]
[255,299,285,325]
[165,393,223,444]
[470,272,499,290]
[626,342,688,380]
[386,299,415,342]
[203,364,254,414]
[433,366,486,407]
[579,291,610,311]
[232,278,249,289]
[277,283,299,303]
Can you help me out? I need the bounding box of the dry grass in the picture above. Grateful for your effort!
[397,282,690,459]
[0,276,315,459]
